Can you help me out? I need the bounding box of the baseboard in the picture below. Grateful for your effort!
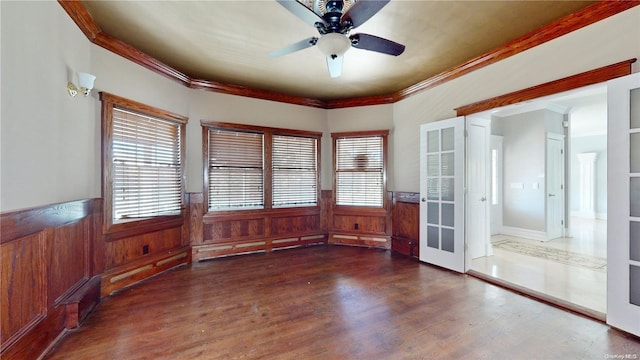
[101,247,191,297]
[192,233,327,261]
[328,233,391,249]
[500,226,547,241]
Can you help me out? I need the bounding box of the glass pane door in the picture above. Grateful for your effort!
[607,72,640,337]
[419,117,466,272]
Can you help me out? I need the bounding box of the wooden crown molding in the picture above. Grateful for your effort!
[455,58,637,116]
[58,0,639,110]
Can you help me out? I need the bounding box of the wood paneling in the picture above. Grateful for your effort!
[455,58,636,116]
[333,214,387,233]
[187,192,204,245]
[50,220,89,305]
[391,192,420,258]
[270,215,320,236]
[1,232,47,352]
[58,0,638,109]
[320,190,332,232]
[194,207,325,261]
[0,199,102,359]
[104,226,184,269]
[328,189,392,249]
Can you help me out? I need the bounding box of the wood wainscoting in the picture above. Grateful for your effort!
[328,192,393,249]
[190,194,327,261]
[100,216,191,297]
[391,192,420,258]
[0,199,103,359]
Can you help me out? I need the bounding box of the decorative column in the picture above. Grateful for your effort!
[576,152,598,218]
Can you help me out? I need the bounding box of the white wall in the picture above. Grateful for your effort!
[188,90,328,192]
[495,109,563,231]
[1,1,96,211]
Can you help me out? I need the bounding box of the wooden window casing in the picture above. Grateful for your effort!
[202,121,321,213]
[101,92,187,235]
[332,130,389,210]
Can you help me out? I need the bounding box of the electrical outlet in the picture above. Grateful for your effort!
[142,245,149,255]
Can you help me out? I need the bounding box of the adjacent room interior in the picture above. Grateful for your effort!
[469,85,609,318]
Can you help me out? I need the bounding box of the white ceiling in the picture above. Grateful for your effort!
[81,0,596,102]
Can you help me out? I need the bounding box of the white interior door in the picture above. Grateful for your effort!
[546,133,565,240]
[607,72,640,337]
[490,135,504,235]
[467,117,491,259]
[419,117,466,273]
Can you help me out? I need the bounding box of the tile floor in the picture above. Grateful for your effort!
[471,217,607,316]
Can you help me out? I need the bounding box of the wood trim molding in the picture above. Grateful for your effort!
[58,0,639,109]
[0,199,102,244]
[190,79,327,109]
[455,58,636,116]
[394,1,640,104]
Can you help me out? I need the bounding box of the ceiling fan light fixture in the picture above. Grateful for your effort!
[316,33,351,58]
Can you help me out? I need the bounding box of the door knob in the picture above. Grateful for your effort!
[480,197,486,202]
[421,197,426,202]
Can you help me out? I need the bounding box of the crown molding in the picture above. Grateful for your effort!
[58,0,639,110]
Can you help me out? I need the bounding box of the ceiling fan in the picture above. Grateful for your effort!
[270,0,405,78]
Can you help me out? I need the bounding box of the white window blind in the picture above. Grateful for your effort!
[272,135,317,207]
[208,129,264,210]
[112,108,183,220]
[335,135,384,207]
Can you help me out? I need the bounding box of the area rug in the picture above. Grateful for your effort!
[492,239,607,272]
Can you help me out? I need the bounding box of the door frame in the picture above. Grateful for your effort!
[466,116,492,259]
[545,133,566,240]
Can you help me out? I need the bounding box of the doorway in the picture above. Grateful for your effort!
[469,84,608,318]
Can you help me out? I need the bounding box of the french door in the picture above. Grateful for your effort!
[607,72,640,337]
[419,117,466,272]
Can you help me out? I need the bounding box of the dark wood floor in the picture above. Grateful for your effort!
[46,245,640,359]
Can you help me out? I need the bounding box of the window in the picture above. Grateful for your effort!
[101,92,187,229]
[333,130,388,207]
[272,135,318,208]
[203,122,321,211]
[208,129,264,210]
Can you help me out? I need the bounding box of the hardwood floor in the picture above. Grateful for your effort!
[46,246,639,359]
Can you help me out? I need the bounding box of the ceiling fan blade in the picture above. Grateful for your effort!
[326,55,343,78]
[350,33,405,56]
[341,0,390,28]
[275,0,326,28]
[269,37,318,58]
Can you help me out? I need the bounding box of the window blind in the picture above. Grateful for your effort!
[335,135,384,207]
[112,108,182,220]
[272,135,317,207]
[208,129,264,210]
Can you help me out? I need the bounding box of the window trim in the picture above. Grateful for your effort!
[332,130,389,210]
[100,92,188,235]
[201,121,322,213]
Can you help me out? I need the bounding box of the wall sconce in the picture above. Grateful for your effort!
[67,72,96,97]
